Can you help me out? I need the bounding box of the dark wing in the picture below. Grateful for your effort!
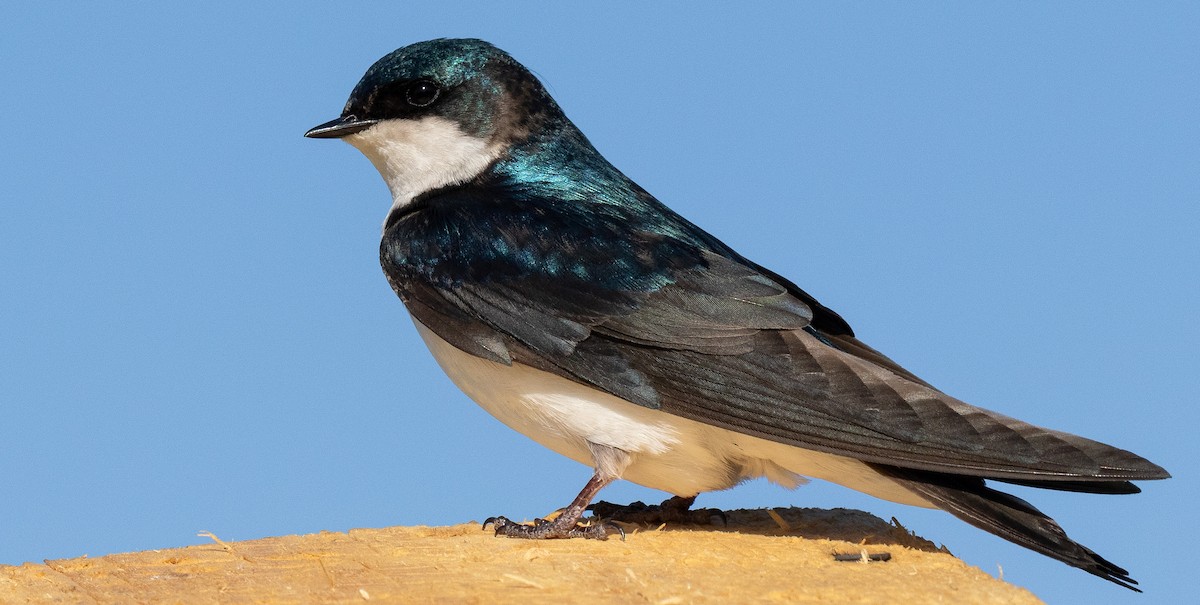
[383,188,1168,484]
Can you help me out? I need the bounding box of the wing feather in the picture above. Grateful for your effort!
[382,188,1168,483]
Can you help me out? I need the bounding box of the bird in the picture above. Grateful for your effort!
[305,38,1169,591]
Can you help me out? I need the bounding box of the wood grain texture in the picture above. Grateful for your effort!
[0,507,1043,604]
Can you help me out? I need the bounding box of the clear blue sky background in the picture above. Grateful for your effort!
[2,3,1195,603]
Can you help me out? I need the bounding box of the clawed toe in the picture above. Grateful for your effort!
[478,472,625,541]
[481,514,622,540]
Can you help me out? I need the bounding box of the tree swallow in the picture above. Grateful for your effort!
[306,38,1168,591]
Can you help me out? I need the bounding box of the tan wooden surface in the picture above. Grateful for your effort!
[0,507,1043,604]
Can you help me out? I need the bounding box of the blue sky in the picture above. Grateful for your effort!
[1,2,1196,603]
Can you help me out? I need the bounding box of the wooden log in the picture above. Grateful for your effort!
[0,507,1042,604]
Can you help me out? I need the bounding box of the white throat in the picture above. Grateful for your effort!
[344,116,503,227]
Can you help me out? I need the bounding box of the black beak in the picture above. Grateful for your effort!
[304,115,379,139]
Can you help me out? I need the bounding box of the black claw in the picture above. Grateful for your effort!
[606,521,627,541]
[479,513,622,540]
[482,516,512,534]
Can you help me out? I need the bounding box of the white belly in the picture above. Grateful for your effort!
[413,318,933,508]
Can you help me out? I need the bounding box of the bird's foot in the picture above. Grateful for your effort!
[483,515,623,540]
[481,471,623,540]
[589,495,726,527]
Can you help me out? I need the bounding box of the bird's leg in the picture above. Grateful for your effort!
[483,472,624,540]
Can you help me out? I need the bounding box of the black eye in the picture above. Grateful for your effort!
[406,80,440,107]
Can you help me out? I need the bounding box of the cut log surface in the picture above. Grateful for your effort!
[0,507,1043,604]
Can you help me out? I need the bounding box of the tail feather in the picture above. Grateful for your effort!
[993,477,1141,495]
[872,463,1141,592]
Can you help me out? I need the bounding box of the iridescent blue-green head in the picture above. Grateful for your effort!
[305,38,578,209]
